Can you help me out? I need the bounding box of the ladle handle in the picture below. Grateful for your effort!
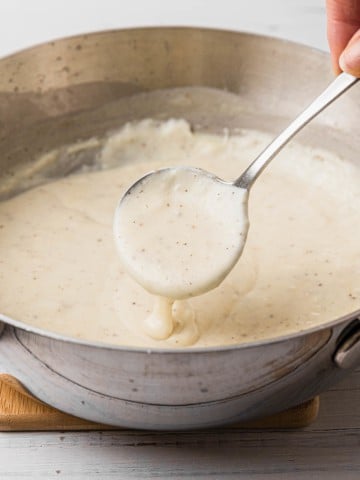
[235,72,359,189]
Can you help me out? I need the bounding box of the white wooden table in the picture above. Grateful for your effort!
[1,1,359,478]
[1,371,359,478]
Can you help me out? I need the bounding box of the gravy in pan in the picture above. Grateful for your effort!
[0,118,359,347]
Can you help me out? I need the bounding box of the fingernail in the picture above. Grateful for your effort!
[339,42,360,76]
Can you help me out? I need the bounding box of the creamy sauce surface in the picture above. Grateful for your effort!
[114,167,248,299]
[113,165,248,340]
[0,118,359,348]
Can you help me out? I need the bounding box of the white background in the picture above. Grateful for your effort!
[0,0,327,57]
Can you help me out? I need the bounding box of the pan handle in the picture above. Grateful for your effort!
[334,319,360,369]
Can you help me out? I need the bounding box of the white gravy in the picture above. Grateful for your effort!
[114,167,248,300]
[0,118,359,348]
[113,166,248,339]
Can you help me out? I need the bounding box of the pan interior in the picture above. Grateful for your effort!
[0,85,359,349]
[0,29,359,350]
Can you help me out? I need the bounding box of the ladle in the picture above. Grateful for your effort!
[114,72,358,299]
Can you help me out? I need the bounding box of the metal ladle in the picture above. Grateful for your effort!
[235,72,358,190]
[114,72,358,298]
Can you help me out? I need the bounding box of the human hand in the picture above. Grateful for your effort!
[327,0,360,76]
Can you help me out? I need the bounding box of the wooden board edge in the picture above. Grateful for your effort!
[0,374,319,431]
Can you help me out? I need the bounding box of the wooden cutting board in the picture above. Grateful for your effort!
[0,374,319,431]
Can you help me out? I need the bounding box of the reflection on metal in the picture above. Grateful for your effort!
[334,321,360,369]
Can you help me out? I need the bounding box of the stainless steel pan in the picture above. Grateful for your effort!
[0,28,359,430]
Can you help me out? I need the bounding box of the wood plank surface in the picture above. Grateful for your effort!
[0,369,359,479]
